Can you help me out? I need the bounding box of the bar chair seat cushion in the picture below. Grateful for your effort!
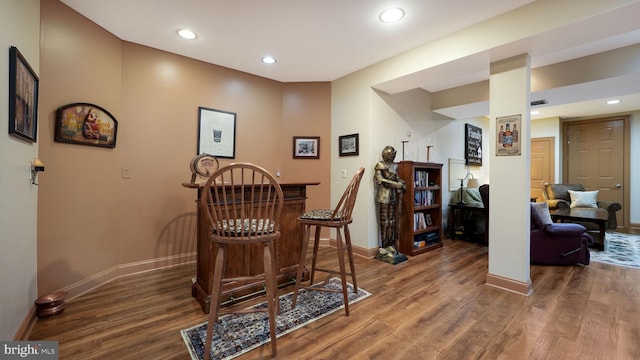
[300,209,343,221]
[216,218,276,235]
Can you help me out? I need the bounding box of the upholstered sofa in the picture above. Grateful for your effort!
[530,203,591,266]
[543,183,621,229]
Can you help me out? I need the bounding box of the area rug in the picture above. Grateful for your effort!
[589,232,640,270]
[181,278,371,360]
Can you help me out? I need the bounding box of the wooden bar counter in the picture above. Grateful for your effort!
[182,181,319,313]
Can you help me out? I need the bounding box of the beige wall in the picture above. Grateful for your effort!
[37,0,331,298]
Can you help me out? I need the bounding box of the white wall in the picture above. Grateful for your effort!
[0,0,40,340]
[332,81,493,250]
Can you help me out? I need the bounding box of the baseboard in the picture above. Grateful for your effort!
[319,238,378,258]
[60,252,197,302]
[486,272,533,296]
[13,305,37,341]
[17,252,197,341]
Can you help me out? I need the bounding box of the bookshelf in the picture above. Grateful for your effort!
[398,161,443,256]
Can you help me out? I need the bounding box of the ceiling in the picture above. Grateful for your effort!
[60,0,640,120]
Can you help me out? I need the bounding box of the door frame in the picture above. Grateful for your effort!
[561,115,630,230]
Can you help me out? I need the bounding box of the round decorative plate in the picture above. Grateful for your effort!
[190,154,219,178]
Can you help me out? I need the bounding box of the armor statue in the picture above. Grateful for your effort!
[374,146,406,249]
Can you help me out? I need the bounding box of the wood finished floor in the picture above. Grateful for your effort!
[29,239,640,360]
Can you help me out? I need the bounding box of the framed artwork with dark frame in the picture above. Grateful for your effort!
[54,103,118,148]
[465,123,482,166]
[293,136,320,159]
[9,46,39,142]
[198,106,236,158]
[338,133,359,156]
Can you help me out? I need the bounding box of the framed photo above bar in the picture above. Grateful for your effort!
[338,133,359,156]
[54,103,118,148]
[9,46,39,142]
[293,136,320,159]
[464,123,482,166]
[198,107,236,158]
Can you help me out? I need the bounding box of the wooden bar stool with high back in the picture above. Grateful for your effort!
[200,163,283,360]
[291,167,365,316]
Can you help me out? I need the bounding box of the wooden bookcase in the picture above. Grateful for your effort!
[397,161,443,256]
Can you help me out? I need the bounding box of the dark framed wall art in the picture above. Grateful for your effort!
[9,46,39,142]
[293,136,320,159]
[465,123,482,166]
[54,103,118,148]
[338,133,359,156]
[198,107,236,158]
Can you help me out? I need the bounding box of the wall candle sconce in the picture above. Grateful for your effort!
[31,158,45,185]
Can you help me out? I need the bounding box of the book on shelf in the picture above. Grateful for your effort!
[414,190,435,206]
[414,170,429,187]
[414,231,440,245]
[413,212,427,230]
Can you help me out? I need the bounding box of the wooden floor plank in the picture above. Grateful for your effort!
[28,239,640,360]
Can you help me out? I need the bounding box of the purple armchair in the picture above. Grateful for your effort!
[530,203,591,266]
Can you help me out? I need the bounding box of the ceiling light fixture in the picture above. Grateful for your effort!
[261,56,277,64]
[177,29,197,40]
[607,99,620,105]
[531,110,540,115]
[379,8,405,23]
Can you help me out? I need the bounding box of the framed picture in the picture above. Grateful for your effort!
[293,136,320,159]
[198,107,236,158]
[426,214,433,226]
[496,114,521,156]
[9,46,39,142]
[465,123,482,166]
[338,133,359,156]
[54,103,118,148]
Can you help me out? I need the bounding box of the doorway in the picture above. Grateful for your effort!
[562,116,629,228]
[530,137,554,202]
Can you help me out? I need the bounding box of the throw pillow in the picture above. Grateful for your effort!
[568,190,598,208]
[531,202,553,227]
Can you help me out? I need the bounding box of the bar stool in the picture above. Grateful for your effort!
[291,167,365,316]
[200,163,283,360]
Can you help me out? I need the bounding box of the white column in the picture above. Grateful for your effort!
[486,54,532,295]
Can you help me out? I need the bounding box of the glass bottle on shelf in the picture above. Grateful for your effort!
[503,123,513,148]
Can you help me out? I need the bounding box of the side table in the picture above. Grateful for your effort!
[448,203,487,244]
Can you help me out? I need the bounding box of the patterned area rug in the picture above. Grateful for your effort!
[181,278,371,360]
[590,232,640,269]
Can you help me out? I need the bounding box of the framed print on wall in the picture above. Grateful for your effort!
[9,46,39,142]
[198,106,236,158]
[338,133,359,156]
[465,123,482,166]
[496,114,521,156]
[293,136,320,159]
[54,103,118,148]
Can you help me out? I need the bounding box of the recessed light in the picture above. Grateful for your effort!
[607,99,620,105]
[178,29,197,40]
[262,56,277,64]
[379,8,405,23]
[531,110,540,115]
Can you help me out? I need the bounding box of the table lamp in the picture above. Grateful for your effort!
[456,173,479,204]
